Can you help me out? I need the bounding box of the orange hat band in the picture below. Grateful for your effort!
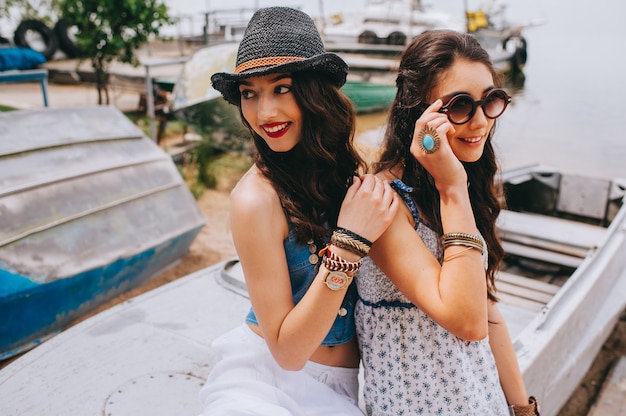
[234,56,305,74]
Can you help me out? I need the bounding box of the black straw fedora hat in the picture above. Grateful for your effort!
[211,6,348,105]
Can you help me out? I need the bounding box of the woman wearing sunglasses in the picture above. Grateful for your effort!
[355,30,539,415]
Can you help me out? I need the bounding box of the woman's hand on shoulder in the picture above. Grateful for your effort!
[337,174,399,244]
[410,100,468,192]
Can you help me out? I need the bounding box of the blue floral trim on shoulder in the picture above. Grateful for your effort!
[390,179,421,227]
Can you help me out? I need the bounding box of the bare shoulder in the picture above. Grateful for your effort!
[230,164,282,220]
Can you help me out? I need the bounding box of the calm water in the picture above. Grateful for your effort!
[167,0,626,178]
[491,0,626,178]
[353,0,626,179]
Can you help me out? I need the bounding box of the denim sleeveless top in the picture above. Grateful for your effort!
[245,226,357,346]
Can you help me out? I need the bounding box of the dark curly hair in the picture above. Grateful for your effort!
[238,71,363,244]
[375,30,505,302]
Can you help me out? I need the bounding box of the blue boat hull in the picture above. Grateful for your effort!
[0,106,206,359]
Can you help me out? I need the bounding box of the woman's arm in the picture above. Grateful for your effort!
[232,171,397,370]
[488,301,529,406]
[370,197,488,341]
[370,108,490,340]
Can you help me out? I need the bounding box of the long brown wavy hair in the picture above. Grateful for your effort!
[238,71,363,244]
[375,30,505,301]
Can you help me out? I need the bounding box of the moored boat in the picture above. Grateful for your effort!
[322,0,533,74]
[496,164,626,415]
[0,105,206,360]
[0,164,624,415]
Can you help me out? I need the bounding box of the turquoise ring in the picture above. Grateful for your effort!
[417,126,440,154]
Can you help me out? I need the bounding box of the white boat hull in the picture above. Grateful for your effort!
[1,166,625,416]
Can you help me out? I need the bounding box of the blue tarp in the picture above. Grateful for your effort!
[0,47,46,71]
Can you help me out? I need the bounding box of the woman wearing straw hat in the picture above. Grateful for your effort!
[199,7,398,415]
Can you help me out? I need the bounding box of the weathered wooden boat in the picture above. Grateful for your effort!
[168,42,397,151]
[1,165,624,416]
[0,105,206,361]
[496,164,626,415]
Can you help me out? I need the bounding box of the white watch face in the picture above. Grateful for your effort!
[325,270,349,290]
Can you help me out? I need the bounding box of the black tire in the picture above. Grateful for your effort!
[387,31,406,46]
[13,19,58,60]
[502,35,527,63]
[503,35,528,73]
[358,30,378,45]
[54,18,82,58]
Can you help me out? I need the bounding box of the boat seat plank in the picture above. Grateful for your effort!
[501,241,583,268]
[497,271,560,295]
[496,281,553,304]
[501,232,589,258]
[497,292,545,313]
[495,271,560,316]
[498,210,606,251]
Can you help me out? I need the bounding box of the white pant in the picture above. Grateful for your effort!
[199,324,362,416]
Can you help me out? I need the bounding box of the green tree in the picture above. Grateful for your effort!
[0,0,60,24]
[58,0,172,104]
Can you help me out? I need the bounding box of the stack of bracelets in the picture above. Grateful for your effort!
[319,227,373,274]
[441,232,489,269]
[440,232,485,255]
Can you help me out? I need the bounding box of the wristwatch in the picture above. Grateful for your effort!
[323,270,353,290]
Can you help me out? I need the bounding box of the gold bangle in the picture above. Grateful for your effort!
[442,239,484,253]
[443,246,475,262]
[441,232,484,247]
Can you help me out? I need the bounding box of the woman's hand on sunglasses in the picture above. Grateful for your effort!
[410,100,468,193]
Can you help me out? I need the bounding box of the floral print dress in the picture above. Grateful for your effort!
[355,180,509,416]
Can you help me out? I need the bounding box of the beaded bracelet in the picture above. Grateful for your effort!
[319,245,362,273]
[330,231,370,257]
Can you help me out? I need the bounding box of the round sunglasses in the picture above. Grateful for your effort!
[423,89,512,125]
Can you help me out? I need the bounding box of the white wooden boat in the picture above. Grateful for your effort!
[0,105,206,361]
[0,260,249,416]
[496,164,626,415]
[1,165,624,416]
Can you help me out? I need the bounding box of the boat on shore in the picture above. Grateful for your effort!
[1,164,624,415]
[496,164,626,415]
[0,105,206,361]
